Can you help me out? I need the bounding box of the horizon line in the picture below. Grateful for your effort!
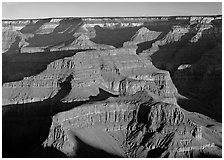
[2,14,222,21]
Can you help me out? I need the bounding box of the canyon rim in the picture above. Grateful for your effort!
[2,2,222,158]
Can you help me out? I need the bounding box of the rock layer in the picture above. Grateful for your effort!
[3,47,176,105]
[43,98,220,157]
[2,15,222,158]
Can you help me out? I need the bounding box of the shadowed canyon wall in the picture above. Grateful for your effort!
[2,15,222,157]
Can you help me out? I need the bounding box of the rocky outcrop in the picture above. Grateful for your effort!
[2,15,222,158]
[139,16,221,57]
[142,25,190,56]
[2,26,20,53]
[119,72,177,98]
[2,47,176,105]
[43,98,219,157]
[2,16,220,54]
[123,27,161,47]
[50,34,115,52]
[35,19,62,34]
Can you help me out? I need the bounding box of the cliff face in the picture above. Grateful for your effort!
[123,27,161,47]
[2,15,222,158]
[142,16,222,121]
[3,16,219,54]
[2,47,175,105]
[43,94,221,157]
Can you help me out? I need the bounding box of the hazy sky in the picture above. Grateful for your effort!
[2,2,222,19]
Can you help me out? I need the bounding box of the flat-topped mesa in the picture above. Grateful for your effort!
[2,16,221,54]
[82,17,169,28]
[2,16,218,28]
[43,100,207,157]
[35,19,63,34]
[141,16,221,56]
[2,47,177,105]
[2,16,222,158]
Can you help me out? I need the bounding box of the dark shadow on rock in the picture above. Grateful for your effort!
[177,97,221,122]
[146,26,222,123]
[4,19,52,56]
[2,49,90,83]
[25,146,67,158]
[2,83,119,157]
[27,18,82,47]
[136,30,169,54]
[147,148,166,158]
[4,18,83,53]
[3,18,85,83]
[51,75,73,102]
[206,124,215,127]
[137,102,152,124]
[144,17,189,32]
[4,36,21,55]
[3,143,67,158]
[139,132,154,146]
[27,146,67,158]
[2,116,53,158]
[91,19,187,49]
[136,18,191,55]
[74,136,122,158]
[20,18,52,34]
[59,88,119,114]
[2,80,118,118]
[89,88,119,101]
[193,152,221,158]
[91,25,141,48]
[150,25,220,74]
[150,30,197,72]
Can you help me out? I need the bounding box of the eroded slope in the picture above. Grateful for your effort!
[2,15,222,158]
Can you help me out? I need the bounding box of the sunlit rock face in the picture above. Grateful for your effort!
[3,47,174,105]
[43,97,220,158]
[123,27,162,47]
[2,15,222,158]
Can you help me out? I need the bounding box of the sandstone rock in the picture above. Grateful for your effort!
[143,25,189,56]
[35,19,61,34]
[123,27,161,47]
[43,99,217,158]
[50,34,115,51]
[2,26,21,53]
[2,15,222,158]
[3,47,176,105]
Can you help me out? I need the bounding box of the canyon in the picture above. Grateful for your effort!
[2,15,222,157]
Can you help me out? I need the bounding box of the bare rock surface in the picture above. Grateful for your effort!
[43,94,221,158]
[3,47,174,105]
[123,27,161,47]
[2,15,222,158]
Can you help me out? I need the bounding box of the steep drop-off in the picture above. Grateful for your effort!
[2,15,222,158]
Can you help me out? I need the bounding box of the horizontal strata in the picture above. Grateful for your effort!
[2,15,221,54]
[2,15,222,158]
[43,102,138,152]
[43,100,208,157]
[2,47,177,105]
[3,16,221,25]
[49,102,138,131]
